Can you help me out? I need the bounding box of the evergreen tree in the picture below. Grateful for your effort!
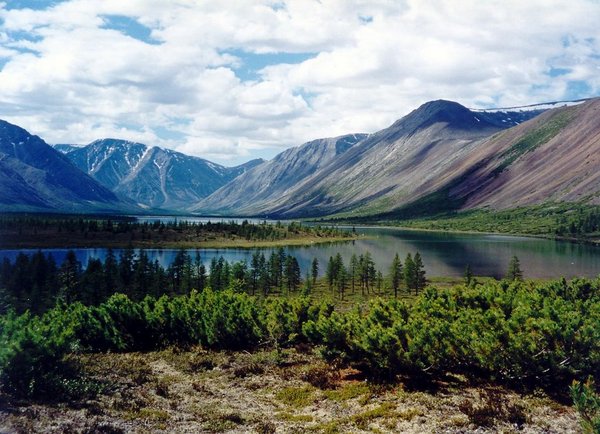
[326,256,335,291]
[80,258,105,305]
[284,256,301,293]
[251,252,261,295]
[404,253,416,294]
[414,252,426,294]
[389,253,403,298]
[193,251,206,291]
[311,258,319,285]
[506,255,523,281]
[350,254,358,294]
[104,248,119,296]
[464,264,473,286]
[334,253,347,299]
[119,246,135,294]
[59,250,81,304]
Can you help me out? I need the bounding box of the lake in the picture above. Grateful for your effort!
[1,224,599,279]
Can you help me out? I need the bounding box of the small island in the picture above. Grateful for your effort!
[0,214,358,249]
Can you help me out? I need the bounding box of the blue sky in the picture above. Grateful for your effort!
[1,0,599,165]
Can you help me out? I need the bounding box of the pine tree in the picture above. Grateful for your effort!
[389,253,403,298]
[414,252,426,294]
[311,258,319,285]
[404,253,416,294]
[59,250,81,304]
[506,255,523,281]
[284,256,301,293]
[350,254,358,294]
[464,264,473,286]
[326,256,335,291]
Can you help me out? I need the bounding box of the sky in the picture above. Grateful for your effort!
[0,0,599,166]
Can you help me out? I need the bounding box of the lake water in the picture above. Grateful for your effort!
[1,225,599,279]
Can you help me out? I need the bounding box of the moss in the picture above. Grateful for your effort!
[324,382,370,402]
[275,385,316,408]
[277,412,314,422]
[351,402,398,429]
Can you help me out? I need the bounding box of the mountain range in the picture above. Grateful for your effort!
[56,140,263,209]
[0,120,131,213]
[193,99,596,217]
[1,97,597,217]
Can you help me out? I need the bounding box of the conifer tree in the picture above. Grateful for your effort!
[464,264,473,286]
[311,258,319,285]
[404,253,416,294]
[389,253,403,298]
[506,255,523,281]
[350,254,358,294]
[414,252,426,293]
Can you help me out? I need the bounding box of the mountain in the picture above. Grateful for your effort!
[195,98,596,219]
[195,100,511,217]
[445,97,600,210]
[192,133,368,215]
[62,139,263,210]
[53,144,81,154]
[0,120,131,213]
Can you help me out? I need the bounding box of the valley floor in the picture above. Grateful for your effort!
[0,348,580,434]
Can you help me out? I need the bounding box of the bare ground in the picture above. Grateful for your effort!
[0,348,581,434]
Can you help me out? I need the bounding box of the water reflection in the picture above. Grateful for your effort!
[1,226,599,279]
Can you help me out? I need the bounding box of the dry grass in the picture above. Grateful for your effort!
[0,348,580,433]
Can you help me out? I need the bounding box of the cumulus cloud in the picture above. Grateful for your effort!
[0,0,599,164]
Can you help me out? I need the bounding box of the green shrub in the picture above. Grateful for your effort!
[571,377,600,434]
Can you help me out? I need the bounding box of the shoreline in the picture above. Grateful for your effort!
[313,219,600,246]
[0,235,359,250]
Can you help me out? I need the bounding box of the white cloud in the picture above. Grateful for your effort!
[0,0,599,165]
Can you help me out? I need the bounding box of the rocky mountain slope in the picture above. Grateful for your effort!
[193,134,367,215]
[59,140,263,210]
[194,98,594,219]
[448,97,600,210]
[0,120,131,213]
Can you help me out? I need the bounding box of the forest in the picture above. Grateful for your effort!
[0,215,355,248]
[0,250,598,431]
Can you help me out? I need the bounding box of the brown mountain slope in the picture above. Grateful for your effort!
[261,100,504,217]
[448,97,600,210]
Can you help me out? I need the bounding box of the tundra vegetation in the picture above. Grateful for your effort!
[0,248,598,432]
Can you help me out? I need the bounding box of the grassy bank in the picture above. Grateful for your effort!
[322,203,600,243]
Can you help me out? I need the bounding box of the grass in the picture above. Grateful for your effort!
[381,202,600,243]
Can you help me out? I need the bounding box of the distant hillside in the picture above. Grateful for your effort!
[61,139,263,210]
[194,98,596,219]
[0,120,133,213]
[192,134,367,215]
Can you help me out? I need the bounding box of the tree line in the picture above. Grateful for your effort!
[0,248,432,315]
[0,215,351,242]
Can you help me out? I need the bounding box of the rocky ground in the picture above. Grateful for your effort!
[0,348,581,433]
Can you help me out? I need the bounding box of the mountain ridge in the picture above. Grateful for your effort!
[0,120,134,213]
[61,139,264,210]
